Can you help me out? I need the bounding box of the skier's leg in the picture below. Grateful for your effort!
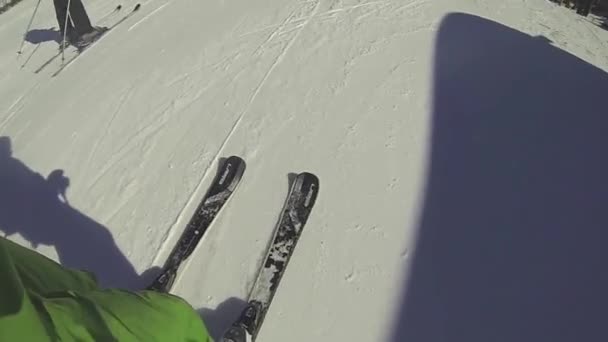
[583,0,593,15]
[576,0,592,15]
[52,0,76,39]
[66,0,94,35]
[0,237,98,296]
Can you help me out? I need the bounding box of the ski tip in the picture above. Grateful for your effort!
[208,156,246,195]
[116,4,122,10]
[225,155,246,187]
[298,172,319,184]
[295,172,319,209]
[226,155,246,165]
[225,156,246,174]
[134,3,141,11]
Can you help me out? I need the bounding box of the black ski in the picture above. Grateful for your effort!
[222,172,319,342]
[97,4,123,23]
[148,156,246,292]
[50,3,141,77]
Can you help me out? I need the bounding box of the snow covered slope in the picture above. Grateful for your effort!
[1,0,607,341]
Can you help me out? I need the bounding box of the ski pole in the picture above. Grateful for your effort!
[62,0,73,63]
[17,0,42,56]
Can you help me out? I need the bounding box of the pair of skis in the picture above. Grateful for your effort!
[148,156,320,341]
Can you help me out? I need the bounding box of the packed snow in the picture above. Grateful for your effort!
[1,0,607,340]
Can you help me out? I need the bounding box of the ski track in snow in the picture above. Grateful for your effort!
[87,102,173,190]
[240,0,387,38]
[128,1,170,31]
[0,96,26,131]
[85,85,135,175]
[0,83,40,132]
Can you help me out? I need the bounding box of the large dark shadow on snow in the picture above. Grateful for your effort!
[392,13,608,342]
[0,136,143,289]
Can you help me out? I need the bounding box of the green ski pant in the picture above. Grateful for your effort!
[0,237,211,341]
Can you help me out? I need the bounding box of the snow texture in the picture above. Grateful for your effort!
[1,0,608,341]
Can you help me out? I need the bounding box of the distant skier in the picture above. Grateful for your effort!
[52,0,106,47]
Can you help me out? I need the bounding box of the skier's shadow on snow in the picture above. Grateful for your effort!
[198,297,248,339]
[392,13,608,342]
[25,28,63,44]
[0,136,147,289]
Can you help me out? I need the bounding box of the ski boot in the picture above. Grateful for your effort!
[221,301,263,342]
[58,30,79,51]
[75,26,109,50]
[147,267,177,292]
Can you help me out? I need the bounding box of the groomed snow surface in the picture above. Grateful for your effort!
[1,0,608,340]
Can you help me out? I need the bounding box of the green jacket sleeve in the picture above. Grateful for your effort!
[0,238,57,341]
[0,237,211,342]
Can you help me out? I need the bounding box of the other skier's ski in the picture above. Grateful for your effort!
[50,3,141,77]
[221,172,319,342]
[148,156,246,292]
[97,4,123,23]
